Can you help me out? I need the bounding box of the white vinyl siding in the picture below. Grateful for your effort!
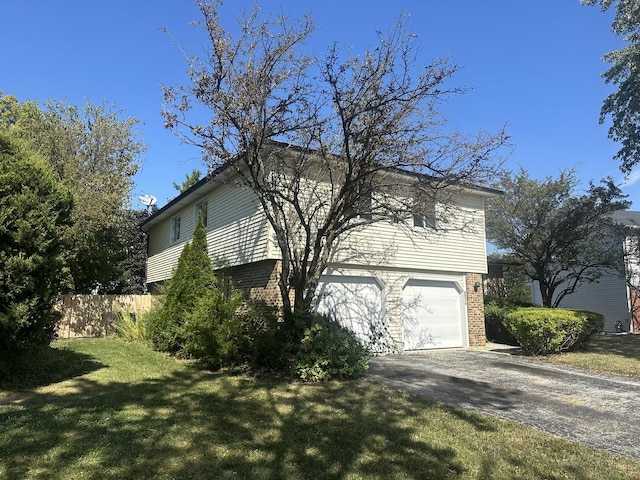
[146,184,272,284]
[206,184,271,266]
[147,175,490,286]
[330,194,488,274]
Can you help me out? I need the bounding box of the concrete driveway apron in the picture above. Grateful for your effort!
[368,349,640,460]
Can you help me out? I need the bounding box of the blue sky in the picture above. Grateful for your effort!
[2,1,634,208]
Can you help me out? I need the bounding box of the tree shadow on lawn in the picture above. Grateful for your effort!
[570,334,640,364]
[0,367,468,480]
[2,365,636,479]
[0,346,105,391]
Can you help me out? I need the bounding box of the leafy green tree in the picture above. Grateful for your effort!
[1,93,145,293]
[172,169,202,195]
[110,209,149,294]
[0,132,73,369]
[486,169,629,307]
[0,91,20,128]
[583,0,640,173]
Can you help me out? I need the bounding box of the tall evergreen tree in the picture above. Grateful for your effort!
[0,92,145,293]
[0,132,73,369]
[147,218,216,353]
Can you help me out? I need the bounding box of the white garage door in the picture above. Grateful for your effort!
[315,275,384,347]
[402,278,465,350]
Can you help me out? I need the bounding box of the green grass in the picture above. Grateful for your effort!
[538,334,640,376]
[2,338,640,479]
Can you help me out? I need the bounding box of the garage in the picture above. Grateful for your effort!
[315,275,385,348]
[402,278,466,350]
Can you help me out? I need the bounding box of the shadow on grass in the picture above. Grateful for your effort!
[0,346,105,390]
[2,341,638,479]
[582,334,640,360]
[0,364,466,479]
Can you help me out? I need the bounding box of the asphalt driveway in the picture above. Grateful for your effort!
[368,348,640,460]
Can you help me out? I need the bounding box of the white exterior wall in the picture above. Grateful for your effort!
[330,194,488,274]
[147,176,490,286]
[146,184,272,283]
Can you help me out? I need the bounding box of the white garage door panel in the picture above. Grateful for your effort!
[403,279,464,350]
[316,275,382,345]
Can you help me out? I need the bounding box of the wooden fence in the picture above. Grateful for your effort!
[56,295,160,338]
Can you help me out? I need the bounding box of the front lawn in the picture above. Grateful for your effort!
[2,337,639,479]
[538,333,640,376]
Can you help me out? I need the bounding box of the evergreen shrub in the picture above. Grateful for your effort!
[294,315,370,381]
[484,297,529,346]
[0,133,73,375]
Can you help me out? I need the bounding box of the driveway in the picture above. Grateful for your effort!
[368,348,640,460]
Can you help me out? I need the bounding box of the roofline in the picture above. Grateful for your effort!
[267,140,503,197]
[140,163,230,230]
[141,142,503,228]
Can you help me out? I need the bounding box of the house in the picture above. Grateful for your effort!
[530,210,640,334]
[141,145,500,352]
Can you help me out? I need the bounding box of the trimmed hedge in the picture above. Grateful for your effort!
[503,308,603,355]
[484,298,525,346]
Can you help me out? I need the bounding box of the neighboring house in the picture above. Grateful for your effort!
[484,256,529,300]
[141,146,500,352]
[530,210,640,334]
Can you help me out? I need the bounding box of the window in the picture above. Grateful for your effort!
[412,197,436,229]
[171,216,181,243]
[195,200,208,228]
[348,186,373,220]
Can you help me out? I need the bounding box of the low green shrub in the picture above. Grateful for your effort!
[235,307,290,372]
[181,286,245,368]
[503,308,603,355]
[484,299,522,346]
[144,299,185,354]
[294,315,370,382]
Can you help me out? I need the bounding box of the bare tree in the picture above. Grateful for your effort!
[162,1,508,329]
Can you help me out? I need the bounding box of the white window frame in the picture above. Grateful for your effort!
[170,215,181,243]
[412,197,437,229]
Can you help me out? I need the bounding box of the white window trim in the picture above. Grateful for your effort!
[412,198,437,230]
[170,215,181,243]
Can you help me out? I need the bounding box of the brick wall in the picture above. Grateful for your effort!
[221,259,284,311]
[465,272,486,347]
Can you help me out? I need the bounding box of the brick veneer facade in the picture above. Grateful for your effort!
[465,272,486,347]
[221,260,285,311]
